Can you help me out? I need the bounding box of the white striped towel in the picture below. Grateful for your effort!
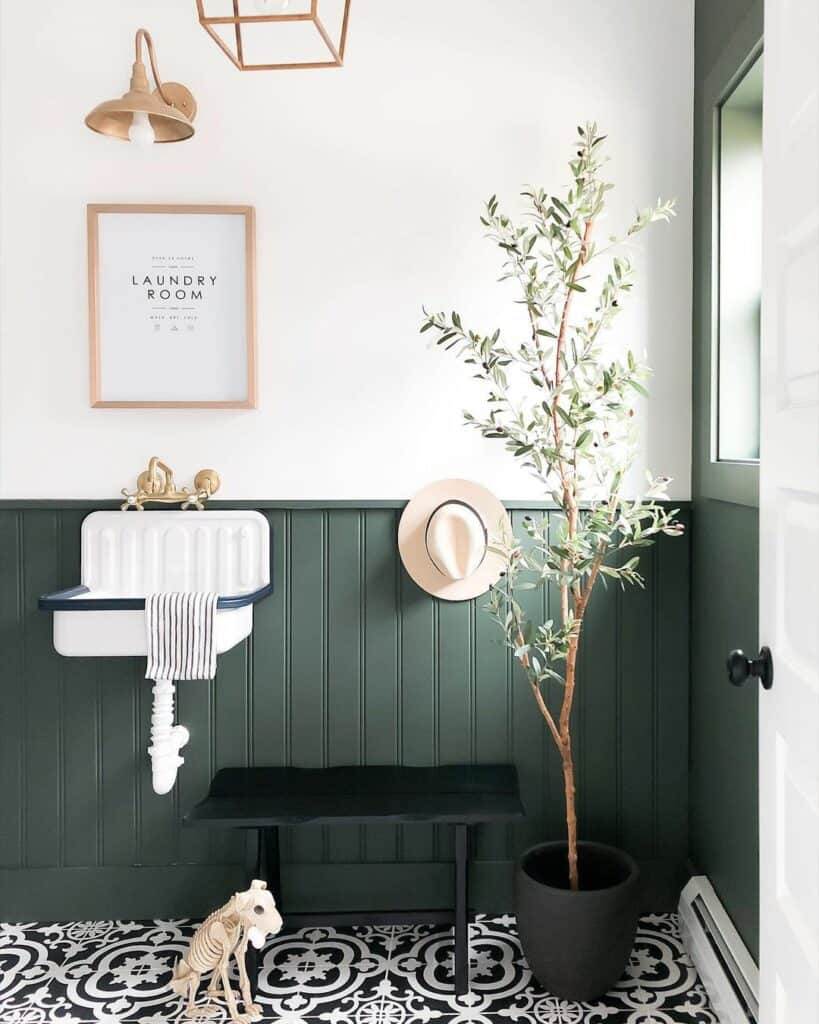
[145,592,218,681]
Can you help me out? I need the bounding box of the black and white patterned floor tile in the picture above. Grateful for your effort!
[0,914,717,1024]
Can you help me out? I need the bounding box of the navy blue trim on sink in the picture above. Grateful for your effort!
[39,582,274,612]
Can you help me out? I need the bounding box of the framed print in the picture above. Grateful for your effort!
[88,204,256,408]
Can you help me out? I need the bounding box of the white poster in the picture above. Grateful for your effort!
[89,205,256,407]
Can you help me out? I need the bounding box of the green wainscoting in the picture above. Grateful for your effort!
[0,502,690,921]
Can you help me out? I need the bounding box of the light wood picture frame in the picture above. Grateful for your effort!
[88,204,257,408]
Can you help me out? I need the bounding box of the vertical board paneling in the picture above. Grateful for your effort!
[1,502,690,915]
[619,546,656,858]
[98,655,138,865]
[58,511,100,868]
[363,510,399,862]
[326,511,363,862]
[289,511,326,864]
[437,603,473,764]
[436,598,473,862]
[23,512,62,867]
[0,511,24,867]
[473,578,510,862]
[251,510,289,767]
[399,574,436,862]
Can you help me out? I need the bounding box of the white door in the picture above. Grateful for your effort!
[759,1,819,1021]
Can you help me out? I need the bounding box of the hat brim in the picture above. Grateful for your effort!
[398,479,511,601]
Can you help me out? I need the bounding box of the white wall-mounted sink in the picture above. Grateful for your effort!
[40,509,272,795]
[40,510,272,657]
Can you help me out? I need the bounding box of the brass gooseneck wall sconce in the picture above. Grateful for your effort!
[85,28,197,145]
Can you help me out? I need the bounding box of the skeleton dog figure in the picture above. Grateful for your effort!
[170,879,283,1023]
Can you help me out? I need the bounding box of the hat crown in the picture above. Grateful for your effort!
[425,501,486,581]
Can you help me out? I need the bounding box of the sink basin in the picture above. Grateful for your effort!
[40,510,272,657]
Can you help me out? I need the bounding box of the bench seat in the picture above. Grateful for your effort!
[186,764,525,826]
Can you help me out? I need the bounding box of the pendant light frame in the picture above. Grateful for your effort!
[196,0,351,71]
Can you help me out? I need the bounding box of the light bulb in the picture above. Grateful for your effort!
[129,111,155,147]
[254,0,289,10]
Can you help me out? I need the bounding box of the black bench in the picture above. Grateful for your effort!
[185,764,525,995]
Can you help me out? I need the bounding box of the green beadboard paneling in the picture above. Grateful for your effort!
[0,503,690,919]
[326,510,364,864]
[0,511,24,869]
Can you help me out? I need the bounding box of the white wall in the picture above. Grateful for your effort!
[0,0,693,500]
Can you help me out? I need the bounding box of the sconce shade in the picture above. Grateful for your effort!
[196,0,351,71]
[85,84,195,143]
[85,30,196,144]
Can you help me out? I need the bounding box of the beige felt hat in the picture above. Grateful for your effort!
[398,479,511,601]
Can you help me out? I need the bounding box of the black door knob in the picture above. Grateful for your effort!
[726,647,773,690]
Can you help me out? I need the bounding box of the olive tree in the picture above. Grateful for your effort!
[421,124,684,891]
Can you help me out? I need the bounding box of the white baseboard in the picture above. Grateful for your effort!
[678,876,759,1024]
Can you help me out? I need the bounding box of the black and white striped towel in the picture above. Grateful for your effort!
[145,592,218,681]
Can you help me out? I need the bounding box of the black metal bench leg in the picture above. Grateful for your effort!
[245,828,263,1005]
[246,826,282,1005]
[454,823,469,996]
[245,942,259,1005]
[263,825,282,906]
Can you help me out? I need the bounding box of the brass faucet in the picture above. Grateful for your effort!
[121,457,220,511]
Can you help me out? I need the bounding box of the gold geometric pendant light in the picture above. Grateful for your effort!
[85,28,196,145]
[196,1,351,71]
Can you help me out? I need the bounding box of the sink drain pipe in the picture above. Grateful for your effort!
[148,678,189,795]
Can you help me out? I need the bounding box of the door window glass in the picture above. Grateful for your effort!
[716,53,763,462]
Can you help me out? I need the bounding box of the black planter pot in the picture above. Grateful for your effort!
[515,840,641,1001]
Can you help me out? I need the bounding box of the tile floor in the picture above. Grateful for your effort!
[0,914,717,1023]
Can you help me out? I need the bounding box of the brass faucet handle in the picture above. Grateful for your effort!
[180,494,204,511]
[136,469,155,494]
[121,487,144,511]
[194,469,220,498]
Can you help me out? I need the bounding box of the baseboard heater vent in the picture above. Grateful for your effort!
[678,876,759,1024]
